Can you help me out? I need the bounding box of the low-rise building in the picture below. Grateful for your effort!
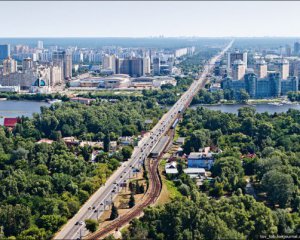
[131,76,176,89]
[62,136,80,146]
[110,141,118,152]
[209,83,221,92]
[79,141,103,149]
[37,138,54,144]
[0,85,20,92]
[118,136,134,146]
[98,74,131,89]
[165,161,178,174]
[70,97,95,105]
[175,137,185,145]
[183,168,206,178]
[3,118,18,128]
[187,147,220,170]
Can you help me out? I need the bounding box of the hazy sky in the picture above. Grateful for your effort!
[0,1,300,37]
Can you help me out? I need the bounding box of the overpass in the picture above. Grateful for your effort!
[54,39,234,240]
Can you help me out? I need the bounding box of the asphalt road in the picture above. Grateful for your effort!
[54,40,234,240]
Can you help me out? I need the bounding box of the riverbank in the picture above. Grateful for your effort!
[191,102,300,114]
[196,98,286,106]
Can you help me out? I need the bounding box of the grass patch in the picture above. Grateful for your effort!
[156,160,181,205]
[173,125,180,142]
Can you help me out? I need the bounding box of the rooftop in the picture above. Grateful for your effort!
[183,168,206,174]
[4,118,18,128]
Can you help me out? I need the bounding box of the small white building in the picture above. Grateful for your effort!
[183,168,206,179]
[165,161,178,174]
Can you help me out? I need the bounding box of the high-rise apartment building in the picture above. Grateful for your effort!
[254,60,268,79]
[232,60,246,80]
[131,58,144,77]
[289,60,300,78]
[285,45,292,57]
[294,42,300,55]
[143,57,151,75]
[102,54,111,69]
[22,57,33,73]
[244,73,257,98]
[115,57,149,77]
[52,50,72,79]
[63,51,72,80]
[3,57,17,75]
[0,44,10,60]
[227,51,247,70]
[222,72,290,99]
[50,65,63,86]
[37,40,43,49]
[102,54,117,73]
[153,57,160,75]
[72,51,83,63]
[274,59,289,80]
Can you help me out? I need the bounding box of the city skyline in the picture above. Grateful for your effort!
[1,1,300,38]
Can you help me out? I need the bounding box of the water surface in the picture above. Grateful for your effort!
[191,103,300,114]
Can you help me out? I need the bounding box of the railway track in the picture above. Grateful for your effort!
[86,156,162,239]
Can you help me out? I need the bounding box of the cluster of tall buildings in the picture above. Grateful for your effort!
[100,47,193,77]
[0,42,71,92]
[0,40,195,92]
[221,49,299,98]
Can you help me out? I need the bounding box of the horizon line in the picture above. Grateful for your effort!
[0,36,300,39]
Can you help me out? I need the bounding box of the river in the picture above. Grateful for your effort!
[1,100,300,121]
[191,102,300,114]
[0,100,50,119]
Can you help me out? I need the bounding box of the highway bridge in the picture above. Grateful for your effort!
[54,39,234,240]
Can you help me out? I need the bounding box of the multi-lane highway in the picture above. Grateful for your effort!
[54,40,234,240]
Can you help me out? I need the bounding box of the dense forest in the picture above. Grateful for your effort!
[0,98,164,239]
[122,107,300,239]
[15,100,163,141]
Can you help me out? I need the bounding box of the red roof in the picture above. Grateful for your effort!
[4,118,18,128]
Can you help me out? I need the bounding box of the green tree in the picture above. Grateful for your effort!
[261,170,295,208]
[110,203,119,220]
[18,226,47,240]
[128,193,135,208]
[103,133,110,152]
[0,204,31,237]
[122,146,133,160]
[37,214,67,232]
[212,156,245,191]
[85,219,98,232]
[238,89,250,103]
